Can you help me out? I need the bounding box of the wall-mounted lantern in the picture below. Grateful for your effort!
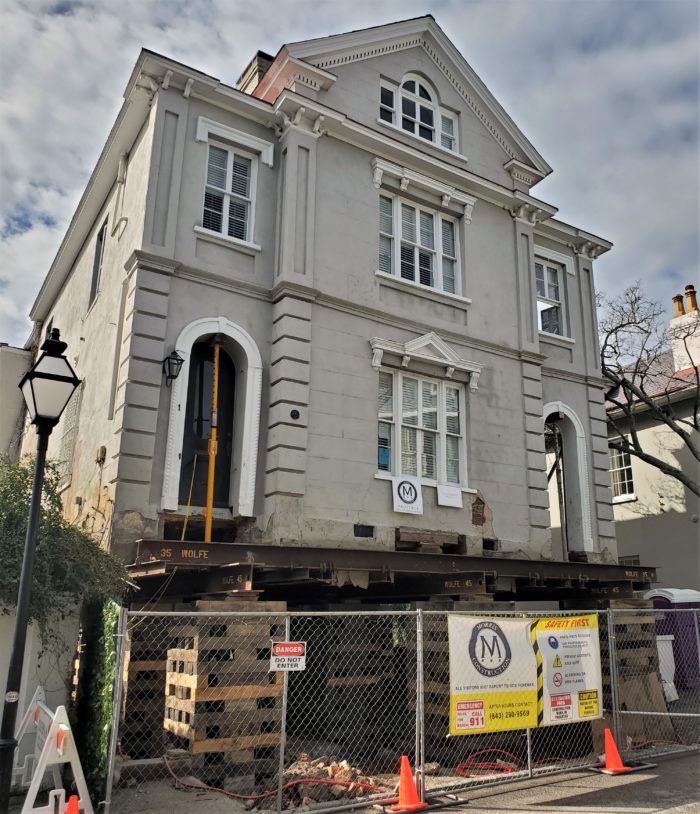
[162,351,184,386]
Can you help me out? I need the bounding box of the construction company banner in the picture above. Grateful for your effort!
[448,614,603,735]
[533,614,603,726]
[448,617,538,735]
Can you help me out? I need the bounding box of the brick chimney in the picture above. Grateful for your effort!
[670,284,700,373]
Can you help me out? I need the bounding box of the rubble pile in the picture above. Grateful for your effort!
[254,753,387,810]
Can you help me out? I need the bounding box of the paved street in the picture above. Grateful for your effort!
[446,754,700,813]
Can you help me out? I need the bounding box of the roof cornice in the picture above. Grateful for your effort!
[30,51,275,323]
[282,16,552,180]
[273,90,609,251]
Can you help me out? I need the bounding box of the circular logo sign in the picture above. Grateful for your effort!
[553,672,563,687]
[468,621,512,677]
[548,636,559,650]
[397,480,418,504]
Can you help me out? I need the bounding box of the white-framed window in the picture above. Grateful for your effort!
[379,75,458,152]
[202,142,257,243]
[89,220,107,306]
[609,445,635,499]
[378,369,466,485]
[535,258,565,336]
[379,194,459,294]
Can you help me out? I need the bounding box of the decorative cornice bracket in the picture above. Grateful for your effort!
[369,332,484,391]
[371,157,477,215]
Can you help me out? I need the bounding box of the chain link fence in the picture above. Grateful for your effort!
[610,609,700,763]
[104,606,700,812]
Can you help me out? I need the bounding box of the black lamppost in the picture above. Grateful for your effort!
[0,328,80,809]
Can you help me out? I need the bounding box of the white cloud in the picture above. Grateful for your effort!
[1,0,698,345]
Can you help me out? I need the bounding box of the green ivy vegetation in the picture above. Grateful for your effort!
[0,458,127,638]
[75,600,120,801]
[0,458,128,800]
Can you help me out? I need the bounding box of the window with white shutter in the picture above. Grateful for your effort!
[376,370,467,485]
[202,142,257,243]
[378,194,459,295]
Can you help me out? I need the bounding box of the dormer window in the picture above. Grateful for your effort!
[379,74,457,153]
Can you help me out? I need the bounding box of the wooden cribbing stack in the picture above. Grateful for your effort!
[163,600,287,788]
[322,614,395,746]
[121,607,178,761]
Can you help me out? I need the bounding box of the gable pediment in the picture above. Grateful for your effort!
[284,17,551,180]
[370,333,483,391]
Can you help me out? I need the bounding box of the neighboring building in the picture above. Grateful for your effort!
[608,286,700,590]
[0,343,31,461]
[16,17,656,604]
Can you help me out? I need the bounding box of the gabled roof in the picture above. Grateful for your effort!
[272,16,552,180]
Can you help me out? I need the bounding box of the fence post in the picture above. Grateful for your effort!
[276,615,291,814]
[693,610,700,677]
[102,605,128,813]
[415,610,425,802]
[606,609,622,749]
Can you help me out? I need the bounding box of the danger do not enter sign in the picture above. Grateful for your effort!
[270,641,307,671]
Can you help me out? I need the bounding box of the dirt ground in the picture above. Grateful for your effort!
[11,753,699,813]
[105,753,700,814]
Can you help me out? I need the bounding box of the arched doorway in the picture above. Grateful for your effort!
[543,401,594,556]
[178,339,236,508]
[161,317,263,517]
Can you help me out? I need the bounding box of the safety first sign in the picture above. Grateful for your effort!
[535,615,602,726]
[448,614,602,735]
[270,641,306,671]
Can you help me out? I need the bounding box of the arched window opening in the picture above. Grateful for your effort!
[379,74,457,152]
[178,338,236,508]
[543,402,594,557]
[401,78,435,141]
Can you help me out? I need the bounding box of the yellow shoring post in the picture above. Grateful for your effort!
[204,340,220,542]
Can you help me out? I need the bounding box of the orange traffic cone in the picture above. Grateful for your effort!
[598,727,632,775]
[65,795,80,814]
[391,756,428,811]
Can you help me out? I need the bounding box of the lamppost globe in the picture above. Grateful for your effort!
[18,328,81,425]
[0,327,81,809]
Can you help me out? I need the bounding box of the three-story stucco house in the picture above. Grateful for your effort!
[19,16,656,605]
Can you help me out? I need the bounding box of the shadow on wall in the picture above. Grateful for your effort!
[614,508,700,590]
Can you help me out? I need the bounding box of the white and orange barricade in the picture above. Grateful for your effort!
[18,699,93,814]
[12,686,61,793]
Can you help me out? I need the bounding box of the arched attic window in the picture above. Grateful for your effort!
[379,74,457,152]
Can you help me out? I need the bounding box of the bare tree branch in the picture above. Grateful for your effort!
[599,283,700,498]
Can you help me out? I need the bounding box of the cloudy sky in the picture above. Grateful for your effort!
[1,0,698,346]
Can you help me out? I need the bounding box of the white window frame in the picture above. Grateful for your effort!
[609,444,636,502]
[379,75,459,154]
[377,368,468,488]
[88,220,107,307]
[201,140,258,245]
[533,247,575,340]
[379,193,461,296]
[194,117,275,252]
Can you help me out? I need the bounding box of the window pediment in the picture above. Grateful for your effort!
[370,332,482,391]
[372,157,476,220]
